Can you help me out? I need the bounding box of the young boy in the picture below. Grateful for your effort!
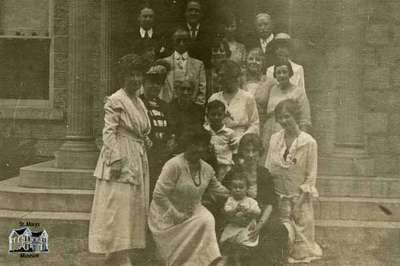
[220,169,261,266]
[204,100,236,181]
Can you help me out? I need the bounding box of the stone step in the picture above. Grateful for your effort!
[314,196,400,222]
[0,209,89,239]
[18,160,400,200]
[319,153,375,176]
[4,175,400,222]
[314,220,400,266]
[19,160,95,190]
[0,177,93,213]
[0,209,107,266]
[317,175,400,198]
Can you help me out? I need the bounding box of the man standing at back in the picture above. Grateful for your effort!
[183,0,213,70]
[159,28,207,106]
[246,13,275,72]
[130,5,167,60]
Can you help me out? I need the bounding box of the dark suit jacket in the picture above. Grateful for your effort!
[184,22,214,69]
[245,33,276,72]
[125,27,169,59]
[168,98,204,141]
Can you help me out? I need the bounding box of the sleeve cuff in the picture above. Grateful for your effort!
[300,184,319,197]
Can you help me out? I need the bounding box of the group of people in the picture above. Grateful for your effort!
[88,1,322,265]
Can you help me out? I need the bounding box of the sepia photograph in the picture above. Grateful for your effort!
[0,0,399,265]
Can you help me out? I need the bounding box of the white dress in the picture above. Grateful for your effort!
[220,196,261,247]
[148,154,229,266]
[262,83,311,161]
[266,60,306,93]
[89,89,151,253]
[208,89,260,139]
[265,130,322,263]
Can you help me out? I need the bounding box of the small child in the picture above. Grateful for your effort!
[204,100,236,181]
[220,169,261,266]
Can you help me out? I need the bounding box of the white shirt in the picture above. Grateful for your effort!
[260,33,274,53]
[140,27,153,39]
[173,51,189,72]
[266,60,306,93]
[187,23,200,39]
[208,89,260,137]
[203,124,235,166]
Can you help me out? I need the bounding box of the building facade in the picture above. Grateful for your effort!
[0,0,399,176]
[0,1,399,264]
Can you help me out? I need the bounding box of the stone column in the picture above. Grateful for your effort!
[100,0,112,96]
[93,0,112,143]
[55,0,99,169]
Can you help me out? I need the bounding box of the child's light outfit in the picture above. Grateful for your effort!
[220,196,261,247]
[204,124,236,180]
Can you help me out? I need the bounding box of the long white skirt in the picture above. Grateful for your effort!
[89,179,148,254]
[150,205,221,266]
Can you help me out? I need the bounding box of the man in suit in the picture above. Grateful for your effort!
[129,5,168,60]
[159,28,207,106]
[245,13,275,72]
[183,0,213,70]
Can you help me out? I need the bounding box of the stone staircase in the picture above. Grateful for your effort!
[0,160,400,265]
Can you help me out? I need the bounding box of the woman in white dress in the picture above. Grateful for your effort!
[262,61,311,162]
[208,59,260,147]
[149,128,229,266]
[89,54,152,266]
[265,99,322,263]
[242,48,275,130]
[265,33,306,93]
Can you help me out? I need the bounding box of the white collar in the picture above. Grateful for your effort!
[204,123,228,134]
[174,51,189,60]
[260,33,274,44]
[276,130,312,149]
[187,23,200,31]
[140,27,153,38]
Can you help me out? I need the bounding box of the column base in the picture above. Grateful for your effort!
[319,147,375,176]
[55,137,99,169]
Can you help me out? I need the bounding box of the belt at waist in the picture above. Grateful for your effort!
[118,128,146,144]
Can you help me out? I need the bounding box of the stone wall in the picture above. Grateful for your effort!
[287,0,400,176]
[0,0,69,161]
[360,1,400,175]
[0,0,104,163]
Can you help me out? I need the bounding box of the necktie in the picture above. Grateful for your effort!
[177,55,185,70]
[144,31,149,39]
[190,29,196,39]
[261,39,267,53]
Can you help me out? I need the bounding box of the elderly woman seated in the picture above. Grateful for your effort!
[168,78,205,151]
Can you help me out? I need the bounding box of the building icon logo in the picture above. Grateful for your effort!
[8,227,48,254]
